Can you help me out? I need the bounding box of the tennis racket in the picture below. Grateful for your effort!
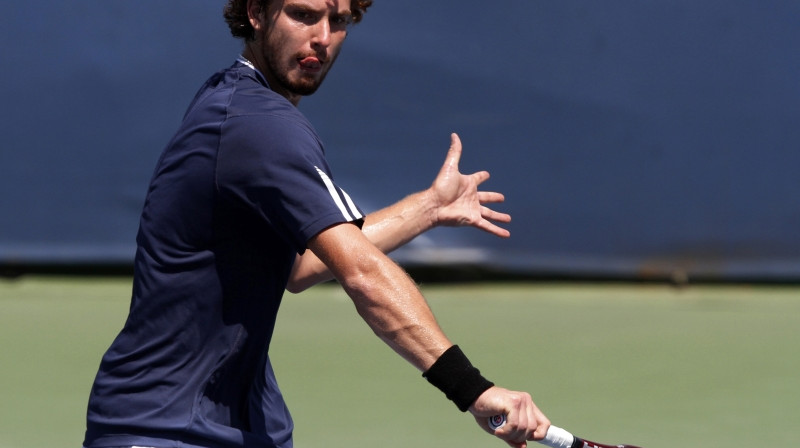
[488,415,642,448]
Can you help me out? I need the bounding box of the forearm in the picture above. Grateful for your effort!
[309,223,451,371]
[361,189,438,252]
[287,189,438,293]
[342,251,451,371]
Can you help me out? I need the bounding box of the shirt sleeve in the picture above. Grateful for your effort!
[216,111,363,252]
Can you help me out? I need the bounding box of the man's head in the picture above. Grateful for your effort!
[224,0,372,104]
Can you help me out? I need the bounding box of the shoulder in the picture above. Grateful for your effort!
[223,90,321,158]
[186,64,313,132]
[221,69,308,125]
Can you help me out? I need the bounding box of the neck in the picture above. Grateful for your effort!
[242,44,302,106]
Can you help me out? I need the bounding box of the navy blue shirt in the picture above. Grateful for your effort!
[84,60,363,448]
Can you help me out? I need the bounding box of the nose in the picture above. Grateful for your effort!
[310,19,331,49]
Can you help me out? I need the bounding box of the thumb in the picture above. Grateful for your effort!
[444,132,463,170]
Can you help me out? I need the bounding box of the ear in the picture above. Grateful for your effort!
[247,0,266,33]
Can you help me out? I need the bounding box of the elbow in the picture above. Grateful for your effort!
[285,283,305,295]
[285,277,314,294]
[286,252,329,293]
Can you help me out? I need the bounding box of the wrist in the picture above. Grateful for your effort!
[418,188,441,229]
[422,345,494,412]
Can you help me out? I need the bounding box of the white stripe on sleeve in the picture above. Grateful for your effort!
[341,189,363,220]
[315,166,359,221]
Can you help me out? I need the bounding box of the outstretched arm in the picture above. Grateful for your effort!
[287,133,510,293]
[308,222,548,448]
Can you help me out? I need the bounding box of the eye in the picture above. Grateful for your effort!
[288,7,317,24]
[331,14,353,27]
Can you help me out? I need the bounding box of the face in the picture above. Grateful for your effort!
[249,0,352,101]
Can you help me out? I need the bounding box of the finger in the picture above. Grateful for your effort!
[531,406,551,441]
[477,191,506,204]
[497,396,527,445]
[470,170,490,186]
[481,206,511,224]
[523,399,538,441]
[476,220,511,238]
[516,394,539,444]
[514,402,532,444]
[532,425,549,441]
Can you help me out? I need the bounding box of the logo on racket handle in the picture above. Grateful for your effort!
[488,414,506,430]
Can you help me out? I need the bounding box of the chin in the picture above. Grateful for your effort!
[291,80,323,96]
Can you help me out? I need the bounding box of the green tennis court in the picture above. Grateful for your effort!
[1,276,798,448]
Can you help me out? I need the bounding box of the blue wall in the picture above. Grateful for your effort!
[2,1,799,280]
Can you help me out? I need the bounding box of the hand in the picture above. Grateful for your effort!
[469,386,550,448]
[429,133,511,238]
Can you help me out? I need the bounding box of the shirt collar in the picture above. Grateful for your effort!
[236,55,269,87]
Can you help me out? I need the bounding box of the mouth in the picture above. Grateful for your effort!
[297,55,324,72]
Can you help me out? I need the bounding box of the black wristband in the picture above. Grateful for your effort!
[422,345,494,412]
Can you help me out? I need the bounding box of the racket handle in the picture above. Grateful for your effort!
[488,415,577,448]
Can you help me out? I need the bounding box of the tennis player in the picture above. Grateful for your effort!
[83,1,549,447]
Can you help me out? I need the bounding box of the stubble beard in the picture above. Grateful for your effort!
[265,46,339,97]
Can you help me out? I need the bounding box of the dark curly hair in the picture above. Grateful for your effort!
[224,0,373,40]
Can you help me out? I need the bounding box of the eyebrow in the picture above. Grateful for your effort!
[285,0,351,16]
